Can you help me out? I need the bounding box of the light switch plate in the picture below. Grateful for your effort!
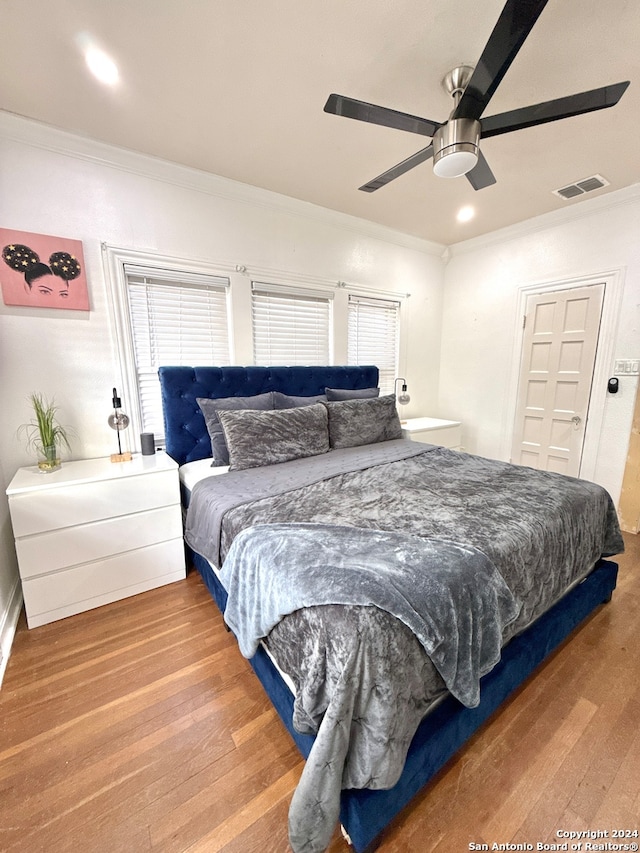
[614,359,640,375]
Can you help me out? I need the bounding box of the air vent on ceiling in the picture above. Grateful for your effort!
[553,174,610,200]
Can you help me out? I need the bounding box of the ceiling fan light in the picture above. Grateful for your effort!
[432,118,481,178]
[433,147,478,178]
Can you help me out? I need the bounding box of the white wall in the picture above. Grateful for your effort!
[2,109,637,677]
[0,111,445,665]
[440,184,640,504]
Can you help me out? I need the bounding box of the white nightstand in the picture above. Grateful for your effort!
[6,451,186,628]
[401,417,463,449]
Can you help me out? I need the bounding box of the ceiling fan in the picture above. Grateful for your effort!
[324,0,629,193]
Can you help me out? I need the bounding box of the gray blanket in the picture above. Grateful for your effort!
[185,438,429,567]
[220,522,520,708]
[185,441,624,853]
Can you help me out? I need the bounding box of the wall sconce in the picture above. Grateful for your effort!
[394,377,410,406]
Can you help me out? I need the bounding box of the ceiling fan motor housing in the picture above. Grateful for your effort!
[432,118,481,177]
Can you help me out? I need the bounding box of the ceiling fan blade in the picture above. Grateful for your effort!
[454,0,550,122]
[324,94,442,138]
[465,150,497,191]
[480,81,630,138]
[359,144,434,192]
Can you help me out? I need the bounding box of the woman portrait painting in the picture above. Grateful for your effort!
[0,228,89,310]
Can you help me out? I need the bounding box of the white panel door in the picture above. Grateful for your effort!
[511,283,605,477]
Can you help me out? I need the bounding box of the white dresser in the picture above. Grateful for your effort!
[401,417,463,449]
[6,451,186,628]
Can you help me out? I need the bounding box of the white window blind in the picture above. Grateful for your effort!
[251,281,332,365]
[347,294,400,394]
[125,266,231,438]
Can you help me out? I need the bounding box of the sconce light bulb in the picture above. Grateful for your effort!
[108,411,130,431]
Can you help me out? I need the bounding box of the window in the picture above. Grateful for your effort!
[124,265,231,439]
[251,281,333,365]
[347,294,400,394]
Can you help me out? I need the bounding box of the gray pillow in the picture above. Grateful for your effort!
[325,394,402,449]
[217,403,330,471]
[197,393,274,466]
[325,386,380,401]
[273,391,327,409]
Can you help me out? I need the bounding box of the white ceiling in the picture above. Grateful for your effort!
[1,0,639,246]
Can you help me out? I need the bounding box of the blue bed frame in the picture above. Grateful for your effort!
[159,365,618,853]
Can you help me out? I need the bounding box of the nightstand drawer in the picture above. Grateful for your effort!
[15,504,183,578]
[401,417,462,449]
[9,469,178,537]
[22,538,186,628]
[408,424,462,447]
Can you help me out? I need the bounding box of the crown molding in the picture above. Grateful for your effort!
[448,182,640,257]
[0,110,444,258]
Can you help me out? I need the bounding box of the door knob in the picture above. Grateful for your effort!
[571,415,582,429]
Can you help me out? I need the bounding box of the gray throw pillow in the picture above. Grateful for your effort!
[197,393,275,466]
[325,386,380,401]
[217,403,330,470]
[325,394,402,449]
[273,391,327,409]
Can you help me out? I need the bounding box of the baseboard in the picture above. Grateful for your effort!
[0,579,23,688]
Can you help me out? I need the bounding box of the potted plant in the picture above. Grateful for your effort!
[19,393,72,472]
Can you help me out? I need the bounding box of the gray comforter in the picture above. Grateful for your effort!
[185,440,623,853]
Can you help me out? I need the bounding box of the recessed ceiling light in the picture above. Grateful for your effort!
[456,205,475,223]
[85,45,119,86]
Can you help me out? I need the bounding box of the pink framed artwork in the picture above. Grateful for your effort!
[0,228,89,310]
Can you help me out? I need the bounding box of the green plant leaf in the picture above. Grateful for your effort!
[18,393,72,454]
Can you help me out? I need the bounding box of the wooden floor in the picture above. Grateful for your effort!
[1,533,638,853]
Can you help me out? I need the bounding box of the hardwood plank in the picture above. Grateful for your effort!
[232,707,279,748]
[182,765,304,853]
[565,688,640,822]
[483,696,598,839]
[593,719,640,826]
[148,735,300,851]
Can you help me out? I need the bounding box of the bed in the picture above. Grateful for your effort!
[159,364,623,853]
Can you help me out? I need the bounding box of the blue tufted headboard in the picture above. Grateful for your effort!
[158,365,379,466]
